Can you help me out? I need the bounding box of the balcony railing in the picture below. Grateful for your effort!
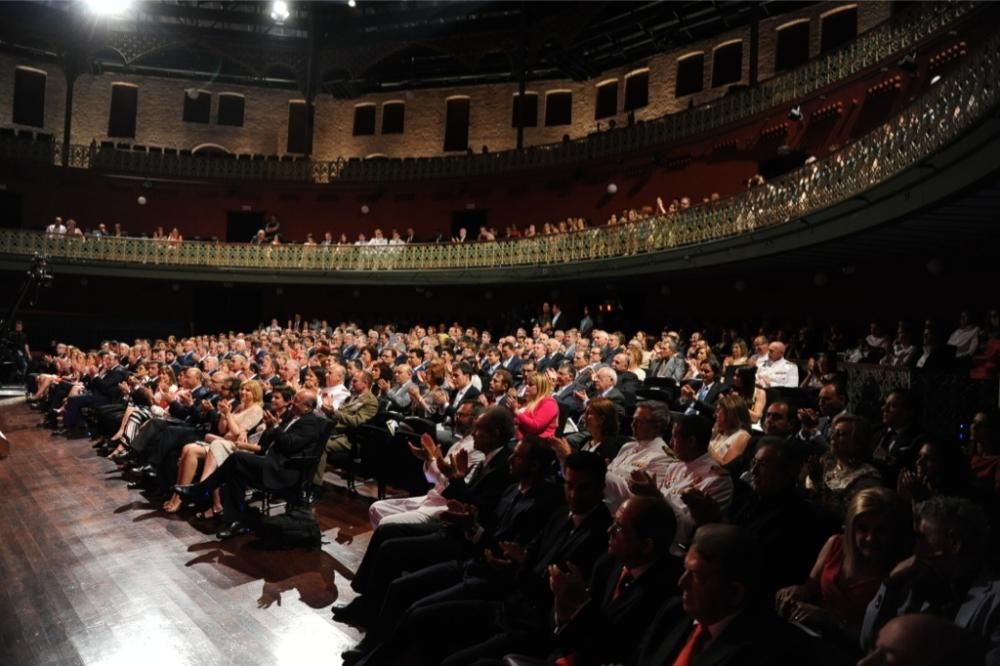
[2,29,997,276]
[0,2,977,184]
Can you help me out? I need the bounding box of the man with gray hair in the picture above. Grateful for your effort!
[860,496,999,662]
[604,400,675,512]
[648,339,687,383]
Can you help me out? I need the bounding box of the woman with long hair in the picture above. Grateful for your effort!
[515,372,559,440]
[548,397,623,466]
[776,488,911,649]
[729,365,766,430]
[162,380,264,515]
[707,394,753,468]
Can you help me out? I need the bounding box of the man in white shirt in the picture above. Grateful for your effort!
[631,413,732,556]
[604,400,676,512]
[755,341,799,388]
[367,402,484,529]
[45,216,66,236]
[318,364,351,415]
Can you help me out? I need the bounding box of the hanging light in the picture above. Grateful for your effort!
[270,1,290,23]
[82,0,133,16]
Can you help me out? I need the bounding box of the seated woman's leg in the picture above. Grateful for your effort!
[163,443,205,512]
[199,453,224,516]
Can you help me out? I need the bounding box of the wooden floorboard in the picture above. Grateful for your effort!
[0,398,378,666]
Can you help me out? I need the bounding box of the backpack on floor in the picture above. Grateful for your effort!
[254,506,322,550]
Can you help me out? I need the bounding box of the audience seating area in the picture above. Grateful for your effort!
[14,306,1000,665]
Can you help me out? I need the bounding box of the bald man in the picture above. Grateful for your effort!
[755,341,799,388]
[858,614,983,666]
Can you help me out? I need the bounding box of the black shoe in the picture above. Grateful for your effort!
[332,598,370,626]
[307,487,325,505]
[340,647,369,666]
[216,521,251,540]
[173,483,207,500]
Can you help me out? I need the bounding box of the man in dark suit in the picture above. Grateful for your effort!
[537,339,565,373]
[59,351,129,437]
[339,437,565,664]
[871,388,924,485]
[636,524,798,666]
[552,362,585,422]
[611,353,642,414]
[369,452,614,666]
[447,361,481,416]
[332,406,516,627]
[174,389,328,539]
[545,495,681,666]
[500,342,523,377]
[589,367,627,425]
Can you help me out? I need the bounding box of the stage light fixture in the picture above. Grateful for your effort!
[930,74,942,85]
[788,105,803,122]
[82,0,133,16]
[270,1,290,23]
[348,0,356,7]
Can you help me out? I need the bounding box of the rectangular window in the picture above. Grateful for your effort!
[511,93,538,128]
[712,42,743,87]
[182,90,211,123]
[353,104,376,136]
[595,81,618,120]
[821,8,858,53]
[775,22,810,71]
[624,71,649,112]
[381,101,405,134]
[443,98,470,152]
[217,94,245,127]
[675,54,704,97]
[108,84,138,139]
[13,67,46,128]
[544,91,572,127]
[286,101,313,154]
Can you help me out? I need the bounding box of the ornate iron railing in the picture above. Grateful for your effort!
[1,31,997,275]
[0,2,976,184]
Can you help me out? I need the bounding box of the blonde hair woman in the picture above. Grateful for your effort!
[776,488,911,642]
[515,371,559,439]
[162,380,264,515]
[707,394,753,467]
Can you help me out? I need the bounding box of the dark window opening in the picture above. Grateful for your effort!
[624,71,649,112]
[286,101,313,154]
[182,90,211,123]
[545,91,572,127]
[443,98,470,152]
[595,82,618,119]
[382,102,405,134]
[511,93,538,128]
[821,8,858,53]
[775,22,810,71]
[353,105,376,136]
[676,55,705,97]
[712,42,743,87]
[217,94,245,127]
[12,68,45,128]
[108,84,138,139]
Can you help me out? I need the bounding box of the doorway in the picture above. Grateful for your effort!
[226,210,266,242]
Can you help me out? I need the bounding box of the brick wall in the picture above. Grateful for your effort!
[1,2,888,159]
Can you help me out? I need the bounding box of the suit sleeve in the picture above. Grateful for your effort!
[336,395,378,428]
[270,416,325,457]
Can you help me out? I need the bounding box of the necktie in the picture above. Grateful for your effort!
[672,623,709,666]
[612,567,634,601]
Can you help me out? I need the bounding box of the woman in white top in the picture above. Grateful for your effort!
[707,394,752,468]
[947,310,981,358]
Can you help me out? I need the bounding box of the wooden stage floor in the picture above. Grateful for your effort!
[0,398,376,666]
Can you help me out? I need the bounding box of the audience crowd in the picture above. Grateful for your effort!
[20,303,1000,666]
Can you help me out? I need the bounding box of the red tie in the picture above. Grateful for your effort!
[672,623,709,666]
[612,567,633,600]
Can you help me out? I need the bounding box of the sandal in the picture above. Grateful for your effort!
[162,496,182,514]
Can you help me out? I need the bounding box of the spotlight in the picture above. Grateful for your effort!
[788,105,803,122]
[348,0,356,7]
[930,74,942,85]
[270,0,290,23]
[606,183,618,195]
[82,0,133,16]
